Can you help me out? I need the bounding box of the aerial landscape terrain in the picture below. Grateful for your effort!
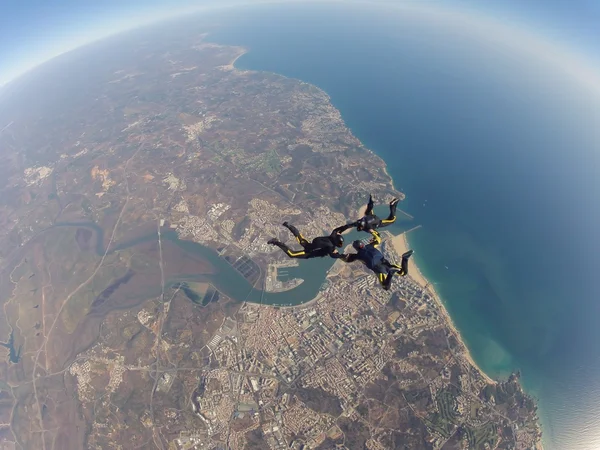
[0,18,542,450]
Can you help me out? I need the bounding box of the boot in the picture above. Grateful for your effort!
[401,249,414,259]
[401,250,413,275]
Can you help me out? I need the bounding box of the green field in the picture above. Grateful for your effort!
[464,422,498,449]
[425,390,459,438]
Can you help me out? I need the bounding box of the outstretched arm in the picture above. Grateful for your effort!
[340,253,359,263]
[328,247,345,258]
[331,222,355,236]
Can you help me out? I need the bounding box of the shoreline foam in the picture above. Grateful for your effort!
[390,231,497,385]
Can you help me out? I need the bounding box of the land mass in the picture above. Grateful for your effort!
[0,16,541,450]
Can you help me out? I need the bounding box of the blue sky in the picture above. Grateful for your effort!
[1,0,600,86]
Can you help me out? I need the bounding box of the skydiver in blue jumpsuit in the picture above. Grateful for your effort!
[341,230,413,290]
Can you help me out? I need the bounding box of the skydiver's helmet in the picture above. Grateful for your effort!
[353,240,365,251]
[332,233,344,248]
[356,217,368,231]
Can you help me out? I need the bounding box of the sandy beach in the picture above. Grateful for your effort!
[220,48,249,71]
[390,232,497,385]
[390,233,428,288]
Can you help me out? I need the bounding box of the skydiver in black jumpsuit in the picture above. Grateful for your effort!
[342,230,413,290]
[267,222,352,259]
[351,194,399,232]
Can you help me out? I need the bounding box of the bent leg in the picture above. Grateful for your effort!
[383,260,404,276]
[365,194,375,216]
[270,240,309,259]
[285,248,309,259]
[380,198,399,227]
[370,230,382,246]
[383,271,394,290]
[400,250,413,276]
[374,264,394,290]
[283,222,309,247]
[401,258,408,276]
[382,258,408,276]
[379,217,396,228]
[280,244,309,258]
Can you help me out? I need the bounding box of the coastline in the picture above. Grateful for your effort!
[390,231,497,385]
[224,48,248,70]
[216,44,249,72]
[227,40,498,387]
[219,32,547,448]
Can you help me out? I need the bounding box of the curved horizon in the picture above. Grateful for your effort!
[1,2,600,448]
[2,0,600,94]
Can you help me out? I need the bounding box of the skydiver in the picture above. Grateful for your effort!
[267,221,353,259]
[351,194,399,233]
[341,230,413,290]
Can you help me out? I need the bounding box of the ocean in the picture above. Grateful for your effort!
[199,3,600,448]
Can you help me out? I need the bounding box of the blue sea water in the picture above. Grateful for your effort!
[203,3,600,448]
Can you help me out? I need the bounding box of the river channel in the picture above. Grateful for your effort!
[56,206,413,307]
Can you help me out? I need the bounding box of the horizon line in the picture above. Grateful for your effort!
[1,0,600,96]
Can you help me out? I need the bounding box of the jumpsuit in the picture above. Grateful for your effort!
[270,223,351,259]
[353,194,398,232]
[343,231,409,289]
